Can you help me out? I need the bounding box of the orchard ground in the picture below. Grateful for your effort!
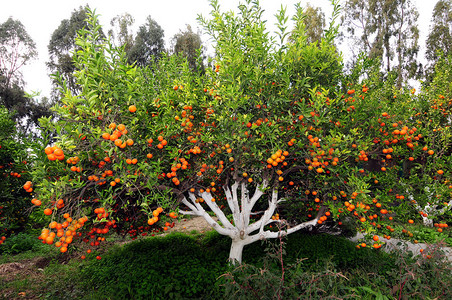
[1,216,451,299]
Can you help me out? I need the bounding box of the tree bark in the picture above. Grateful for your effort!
[229,238,247,265]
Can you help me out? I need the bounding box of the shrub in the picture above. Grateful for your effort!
[0,232,46,254]
[79,232,228,299]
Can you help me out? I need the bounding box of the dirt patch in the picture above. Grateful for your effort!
[0,258,45,300]
[163,216,217,235]
[0,258,43,282]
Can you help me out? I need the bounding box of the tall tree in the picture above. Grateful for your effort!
[0,77,52,137]
[341,0,420,87]
[0,17,37,88]
[108,13,135,53]
[0,17,51,136]
[127,16,165,67]
[425,0,452,80]
[172,25,204,71]
[303,3,326,44]
[48,6,104,98]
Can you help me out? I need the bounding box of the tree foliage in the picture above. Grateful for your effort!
[47,5,105,99]
[24,2,451,266]
[0,106,35,238]
[426,0,452,62]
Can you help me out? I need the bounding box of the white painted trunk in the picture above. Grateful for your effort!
[229,238,247,265]
[179,179,321,264]
[407,187,452,227]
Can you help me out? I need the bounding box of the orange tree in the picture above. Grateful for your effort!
[0,106,35,244]
[404,53,452,226]
[28,2,449,263]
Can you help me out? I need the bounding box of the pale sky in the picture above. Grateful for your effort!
[0,0,438,100]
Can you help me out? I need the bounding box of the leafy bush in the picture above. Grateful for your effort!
[0,106,36,236]
[0,232,46,254]
[79,232,229,299]
[222,234,452,299]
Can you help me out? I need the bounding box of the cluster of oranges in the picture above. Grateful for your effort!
[434,222,448,232]
[147,207,163,225]
[39,214,88,253]
[266,149,288,169]
[174,106,195,129]
[8,171,22,178]
[317,211,331,225]
[66,156,80,165]
[164,157,190,185]
[148,206,177,227]
[102,123,133,148]
[23,181,33,193]
[45,146,65,161]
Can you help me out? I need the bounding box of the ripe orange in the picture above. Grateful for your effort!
[129,105,137,113]
[44,147,53,155]
[44,208,52,216]
[54,148,64,156]
[114,139,122,147]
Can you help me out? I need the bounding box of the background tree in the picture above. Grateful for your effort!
[341,0,420,87]
[424,0,452,81]
[303,3,325,44]
[47,6,105,99]
[172,25,205,71]
[108,13,135,53]
[0,80,52,136]
[127,16,165,67]
[0,106,35,237]
[0,18,51,135]
[0,17,37,88]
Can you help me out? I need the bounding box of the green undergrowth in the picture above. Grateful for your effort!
[1,230,451,299]
[76,231,399,299]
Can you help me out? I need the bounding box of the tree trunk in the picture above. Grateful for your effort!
[229,238,247,264]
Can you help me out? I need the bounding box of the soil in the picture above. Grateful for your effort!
[0,257,48,300]
[163,215,217,235]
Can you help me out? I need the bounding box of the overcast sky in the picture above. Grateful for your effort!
[0,0,438,100]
